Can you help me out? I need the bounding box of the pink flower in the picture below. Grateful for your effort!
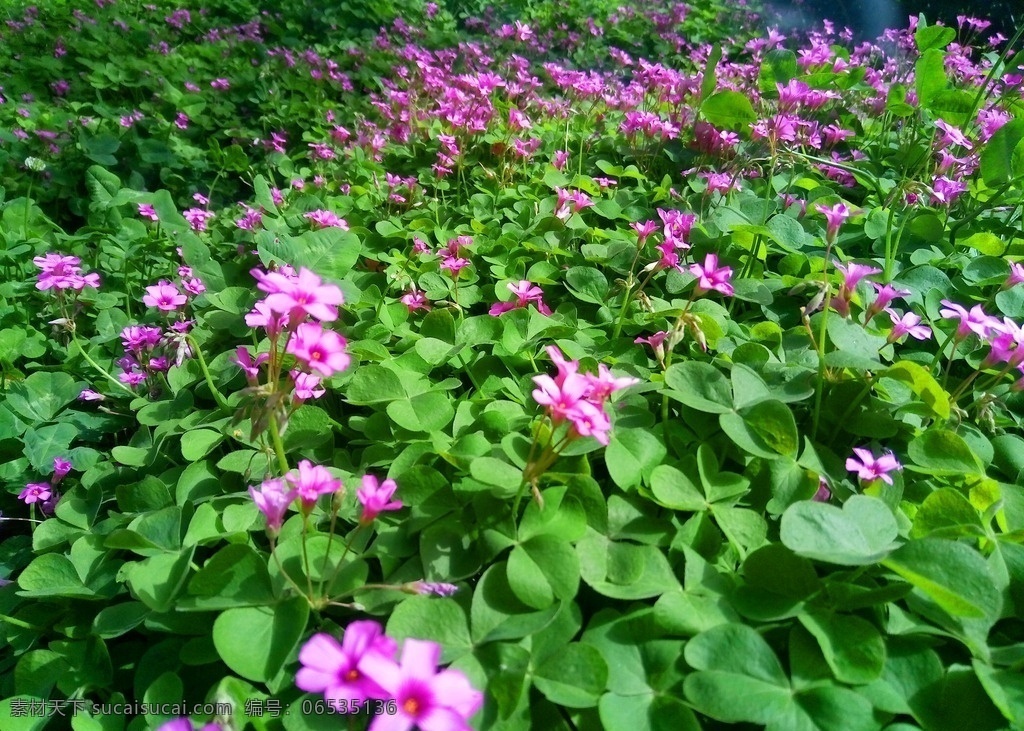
[183,208,214,232]
[296,622,397,710]
[407,581,459,596]
[1005,262,1024,289]
[886,309,932,342]
[815,202,852,242]
[245,301,289,337]
[630,220,658,246]
[138,203,159,221]
[813,477,831,502]
[846,448,902,486]
[489,280,551,316]
[865,283,911,323]
[286,460,343,509]
[400,289,430,313]
[292,371,326,401]
[439,256,470,276]
[263,267,344,323]
[833,261,881,315]
[360,638,484,731]
[304,210,349,230]
[357,475,403,524]
[143,281,187,311]
[552,150,569,170]
[232,346,269,382]
[33,253,100,291]
[635,331,670,361]
[690,253,734,296]
[939,300,997,339]
[53,457,72,483]
[78,389,105,402]
[585,364,640,403]
[286,322,351,377]
[248,478,295,533]
[20,483,52,504]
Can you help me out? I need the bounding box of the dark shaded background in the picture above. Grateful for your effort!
[764,0,1020,40]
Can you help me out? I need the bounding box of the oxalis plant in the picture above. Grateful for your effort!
[2,1,1024,730]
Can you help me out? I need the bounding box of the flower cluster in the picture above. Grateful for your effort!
[117,321,193,386]
[437,236,474,277]
[532,346,638,445]
[940,300,1024,383]
[296,620,483,731]
[34,253,100,291]
[19,456,71,515]
[249,465,402,534]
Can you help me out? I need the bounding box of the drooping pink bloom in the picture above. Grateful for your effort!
[292,371,326,401]
[585,364,640,403]
[263,267,344,323]
[635,331,670,361]
[984,318,1024,368]
[19,483,52,504]
[357,475,403,524]
[248,478,295,533]
[359,638,484,731]
[939,300,998,339]
[408,581,459,597]
[1005,262,1024,289]
[232,346,269,382]
[690,253,734,296]
[813,477,831,502]
[400,289,430,313]
[78,389,105,402]
[865,283,911,323]
[631,220,659,246]
[846,448,902,486]
[285,460,343,508]
[138,203,159,221]
[832,261,882,316]
[296,622,397,710]
[886,309,932,342]
[286,323,351,377]
[931,176,968,205]
[143,281,187,311]
[816,202,852,242]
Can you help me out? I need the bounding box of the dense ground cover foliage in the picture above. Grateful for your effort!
[3,1,1024,729]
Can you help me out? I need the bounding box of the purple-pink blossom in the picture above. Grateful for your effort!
[143,281,187,311]
[357,475,403,524]
[249,478,295,534]
[285,460,344,509]
[690,253,734,296]
[296,621,397,710]
[359,637,484,731]
[846,448,902,486]
[286,322,351,377]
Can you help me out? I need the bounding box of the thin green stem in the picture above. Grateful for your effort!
[188,336,231,412]
[810,241,835,440]
[270,535,310,602]
[301,514,315,598]
[268,414,290,476]
[70,333,135,395]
